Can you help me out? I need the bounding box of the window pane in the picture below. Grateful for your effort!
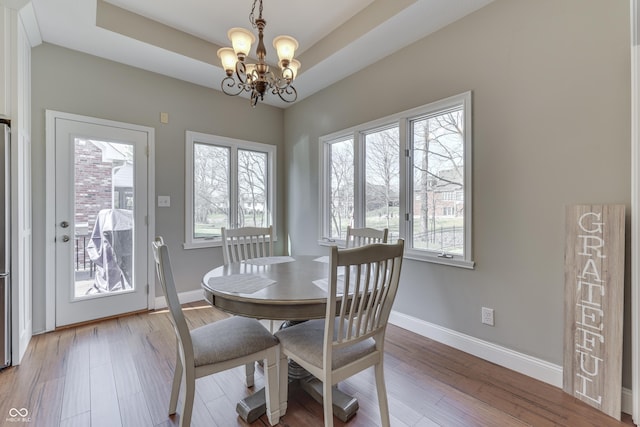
[364,127,400,240]
[411,108,465,255]
[329,138,354,240]
[193,143,229,239]
[74,139,135,298]
[238,149,268,227]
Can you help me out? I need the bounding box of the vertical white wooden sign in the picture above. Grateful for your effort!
[564,204,625,420]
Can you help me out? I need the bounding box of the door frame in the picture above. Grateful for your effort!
[44,110,155,331]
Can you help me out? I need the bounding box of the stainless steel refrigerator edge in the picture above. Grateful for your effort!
[0,120,10,369]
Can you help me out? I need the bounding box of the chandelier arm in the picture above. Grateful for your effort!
[220,76,244,97]
[234,61,249,84]
[271,76,291,90]
[274,85,298,103]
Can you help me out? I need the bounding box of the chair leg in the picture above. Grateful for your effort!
[264,348,280,426]
[375,363,391,427]
[323,379,334,427]
[278,351,289,417]
[179,366,196,427]
[169,350,182,415]
[245,362,255,387]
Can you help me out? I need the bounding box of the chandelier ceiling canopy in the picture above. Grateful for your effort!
[217,0,301,107]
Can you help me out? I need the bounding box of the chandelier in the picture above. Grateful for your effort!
[217,0,301,107]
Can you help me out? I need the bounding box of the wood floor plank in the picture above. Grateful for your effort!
[204,393,252,427]
[30,377,66,427]
[90,362,122,427]
[134,348,174,426]
[118,391,154,427]
[195,375,226,405]
[59,412,91,427]
[110,337,144,398]
[60,346,91,420]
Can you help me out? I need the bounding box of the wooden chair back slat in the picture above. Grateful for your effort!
[327,240,404,349]
[345,226,389,248]
[221,226,273,265]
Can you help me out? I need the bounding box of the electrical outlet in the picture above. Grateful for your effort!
[481,307,494,326]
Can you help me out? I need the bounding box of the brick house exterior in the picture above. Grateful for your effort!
[74,139,114,231]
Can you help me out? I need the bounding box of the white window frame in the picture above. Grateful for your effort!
[184,131,276,249]
[319,91,473,269]
[319,134,356,244]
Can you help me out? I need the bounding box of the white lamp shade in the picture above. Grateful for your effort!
[273,35,298,63]
[217,47,238,72]
[284,59,301,80]
[228,27,255,58]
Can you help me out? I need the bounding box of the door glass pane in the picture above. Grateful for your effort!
[411,108,465,255]
[328,138,354,240]
[74,138,135,298]
[193,143,230,239]
[364,127,400,240]
[238,149,268,227]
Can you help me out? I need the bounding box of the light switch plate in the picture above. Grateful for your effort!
[158,195,170,207]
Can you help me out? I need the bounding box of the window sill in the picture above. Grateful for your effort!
[317,241,474,269]
[317,239,342,248]
[183,240,221,250]
[403,250,475,269]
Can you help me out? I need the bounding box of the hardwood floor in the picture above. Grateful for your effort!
[0,301,635,427]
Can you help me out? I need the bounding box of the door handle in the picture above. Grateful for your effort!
[61,235,70,242]
[60,221,69,228]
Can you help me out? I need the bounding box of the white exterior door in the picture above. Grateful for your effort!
[51,112,153,327]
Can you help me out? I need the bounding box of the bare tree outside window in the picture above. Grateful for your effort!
[412,108,465,255]
[193,143,229,238]
[329,138,354,240]
[364,127,400,240]
[238,149,268,227]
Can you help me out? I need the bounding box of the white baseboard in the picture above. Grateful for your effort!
[155,289,206,309]
[388,310,633,416]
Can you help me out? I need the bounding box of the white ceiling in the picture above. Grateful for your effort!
[29,0,494,107]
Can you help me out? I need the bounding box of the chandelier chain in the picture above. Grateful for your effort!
[249,0,263,28]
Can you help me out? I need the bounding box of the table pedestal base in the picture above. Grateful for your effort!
[236,388,267,424]
[236,378,359,424]
[300,378,359,422]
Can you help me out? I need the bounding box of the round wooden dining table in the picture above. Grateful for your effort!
[201,255,331,321]
[201,255,359,424]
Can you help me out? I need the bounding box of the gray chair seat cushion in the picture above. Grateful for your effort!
[275,319,376,370]
[191,316,278,367]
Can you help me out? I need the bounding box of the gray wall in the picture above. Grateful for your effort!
[31,43,285,332]
[283,0,632,384]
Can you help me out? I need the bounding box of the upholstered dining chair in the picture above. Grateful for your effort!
[345,226,388,248]
[152,237,281,427]
[221,226,273,264]
[275,240,405,427]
